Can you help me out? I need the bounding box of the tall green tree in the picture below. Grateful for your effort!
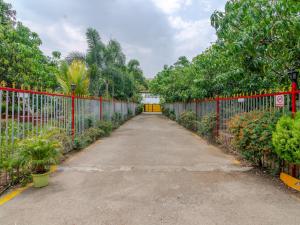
[151,0,300,102]
[56,60,89,95]
[0,0,59,89]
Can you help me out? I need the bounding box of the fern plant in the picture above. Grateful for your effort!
[19,136,61,174]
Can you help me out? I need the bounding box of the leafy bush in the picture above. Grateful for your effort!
[135,104,144,115]
[272,113,300,164]
[1,103,6,114]
[127,108,133,118]
[111,112,123,128]
[95,120,113,136]
[1,103,23,115]
[162,107,176,120]
[19,135,61,174]
[228,110,282,165]
[44,129,73,154]
[169,110,176,120]
[74,127,105,150]
[197,114,216,141]
[178,111,197,131]
[84,117,94,129]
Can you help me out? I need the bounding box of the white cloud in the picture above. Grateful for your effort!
[22,19,87,57]
[168,16,216,58]
[123,43,153,55]
[151,0,192,14]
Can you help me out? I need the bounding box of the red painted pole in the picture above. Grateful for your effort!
[291,81,297,177]
[292,81,297,118]
[100,96,103,120]
[71,91,75,140]
[216,97,220,137]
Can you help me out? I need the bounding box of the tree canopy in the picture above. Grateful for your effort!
[150,0,300,102]
[0,0,147,101]
[0,0,59,89]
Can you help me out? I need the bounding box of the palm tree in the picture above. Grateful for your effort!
[56,60,89,95]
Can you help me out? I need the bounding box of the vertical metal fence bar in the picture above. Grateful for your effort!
[11,91,15,151]
[36,94,39,135]
[27,94,30,134]
[32,94,35,135]
[40,94,43,133]
[5,91,9,155]
[22,92,25,138]
[0,90,2,152]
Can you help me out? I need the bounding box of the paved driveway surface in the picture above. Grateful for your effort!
[1,114,300,225]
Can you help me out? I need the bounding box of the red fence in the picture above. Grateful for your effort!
[164,88,300,178]
[0,86,137,190]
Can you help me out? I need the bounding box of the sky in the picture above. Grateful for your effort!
[6,0,227,77]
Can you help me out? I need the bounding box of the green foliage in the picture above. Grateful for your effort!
[150,0,300,101]
[178,111,198,131]
[228,111,282,165]
[84,28,146,100]
[0,0,59,89]
[127,108,133,118]
[74,127,105,150]
[44,129,73,154]
[95,120,113,136]
[0,2,142,101]
[135,104,144,115]
[197,114,217,141]
[18,135,61,174]
[162,107,176,120]
[272,113,300,164]
[111,112,123,128]
[56,60,90,95]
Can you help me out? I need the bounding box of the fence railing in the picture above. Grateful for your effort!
[164,89,300,178]
[0,86,137,190]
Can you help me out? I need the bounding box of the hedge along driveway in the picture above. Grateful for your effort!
[1,114,300,225]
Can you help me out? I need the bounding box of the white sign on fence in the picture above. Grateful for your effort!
[275,95,284,107]
[17,93,29,99]
[238,98,245,103]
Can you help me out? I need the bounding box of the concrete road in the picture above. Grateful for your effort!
[1,114,300,225]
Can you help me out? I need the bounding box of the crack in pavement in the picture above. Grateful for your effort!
[59,165,253,173]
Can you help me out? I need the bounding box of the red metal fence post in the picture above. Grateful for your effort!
[216,97,220,137]
[292,81,297,118]
[100,96,103,120]
[291,80,297,177]
[71,91,75,140]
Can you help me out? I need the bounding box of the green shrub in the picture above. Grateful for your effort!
[95,120,113,136]
[178,111,197,131]
[84,117,94,129]
[272,113,300,164]
[19,135,61,174]
[197,114,216,141]
[74,127,105,150]
[1,103,6,114]
[135,104,144,115]
[169,110,176,120]
[0,103,21,115]
[162,107,176,120]
[74,134,92,150]
[228,110,282,165]
[44,129,73,154]
[85,127,104,141]
[127,108,133,118]
[162,107,170,117]
[111,112,123,128]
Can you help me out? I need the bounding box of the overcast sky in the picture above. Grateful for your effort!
[6,0,227,77]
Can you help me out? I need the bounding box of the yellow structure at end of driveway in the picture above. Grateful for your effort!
[0,165,58,206]
[280,172,300,191]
